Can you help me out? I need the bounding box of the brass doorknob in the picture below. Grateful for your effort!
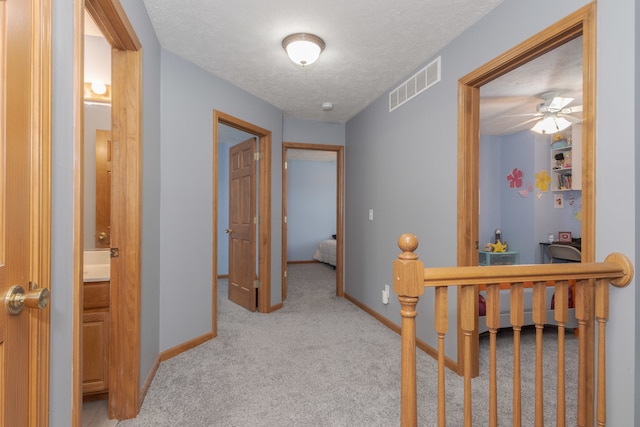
[5,284,50,315]
[98,231,108,241]
[225,229,233,234]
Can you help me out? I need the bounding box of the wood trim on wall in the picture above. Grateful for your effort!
[456,3,596,380]
[109,47,142,420]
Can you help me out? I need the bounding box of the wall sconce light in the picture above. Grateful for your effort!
[84,81,111,103]
[90,81,107,95]
[282,33,325,66]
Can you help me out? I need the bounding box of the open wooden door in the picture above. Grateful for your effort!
[0,0,51,424]
[227,138,257,312]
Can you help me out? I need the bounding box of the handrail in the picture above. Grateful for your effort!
[393,233,634,427]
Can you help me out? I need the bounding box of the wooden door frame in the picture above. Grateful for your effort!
[457,3,596,376]
[213,111,272,335]
[74,0,142,424]
[281,143,344,299]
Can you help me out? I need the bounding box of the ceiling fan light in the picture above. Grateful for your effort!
[282,33,325,66]
[531,116,572,134]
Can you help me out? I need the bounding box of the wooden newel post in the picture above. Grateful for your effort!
[394,234,425,427]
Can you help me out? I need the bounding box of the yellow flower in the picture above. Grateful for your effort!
[535,170,551,192]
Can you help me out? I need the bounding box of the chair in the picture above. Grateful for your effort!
[547,244,582,263]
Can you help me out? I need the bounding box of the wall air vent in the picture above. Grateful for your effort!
[389,56,441,112]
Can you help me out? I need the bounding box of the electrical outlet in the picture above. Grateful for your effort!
[382,284,390,304]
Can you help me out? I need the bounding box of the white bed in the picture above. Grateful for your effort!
[313,239,337,267]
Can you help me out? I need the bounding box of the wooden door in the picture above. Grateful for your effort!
[227,138,257,311]
[1,0,51,424]
[95,129,112,248]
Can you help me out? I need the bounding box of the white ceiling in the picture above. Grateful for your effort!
[480,36,583,135]
[88,2,583,139]
[141,0,506,124]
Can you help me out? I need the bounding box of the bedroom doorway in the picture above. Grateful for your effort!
[457,3,595,377]
[281,143,344,300]
[213,111,272,335]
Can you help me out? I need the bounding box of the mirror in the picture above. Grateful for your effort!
[84,14,112,250]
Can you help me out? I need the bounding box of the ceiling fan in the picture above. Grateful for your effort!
[521,91,583,134]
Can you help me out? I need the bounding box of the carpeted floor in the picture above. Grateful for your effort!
[117,263,577,426]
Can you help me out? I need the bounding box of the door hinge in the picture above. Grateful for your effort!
[254,152,262,161]
[284,161,288,169]
[284,216,287,224]
[254,216,260,224]
[110,247,119,258]
[284,270,287,278]
[253,280,260,289]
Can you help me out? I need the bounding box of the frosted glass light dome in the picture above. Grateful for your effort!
[282,33,325,66]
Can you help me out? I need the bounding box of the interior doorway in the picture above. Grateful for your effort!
[456,3,595,377]
[75,0,142,423]
[281,142,344,300]
[213,111,272,335]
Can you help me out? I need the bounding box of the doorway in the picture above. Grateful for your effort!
[281,143,345,300]
[456,3,595,377]
[213,111,272,335]
[75,0,142,423]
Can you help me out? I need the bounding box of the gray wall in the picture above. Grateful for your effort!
[159,50,283,351]
[283,116,346,146]
[345,0,637,423]
[636,2,640,422]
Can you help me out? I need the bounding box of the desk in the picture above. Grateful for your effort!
[539,241,581,263]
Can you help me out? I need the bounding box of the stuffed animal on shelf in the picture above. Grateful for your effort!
[490,240,507,253]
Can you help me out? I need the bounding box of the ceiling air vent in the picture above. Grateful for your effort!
[389,56,441,112]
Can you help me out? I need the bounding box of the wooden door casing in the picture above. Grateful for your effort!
[228,138,257,312]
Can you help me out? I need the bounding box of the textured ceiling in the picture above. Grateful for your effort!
[480,36,583,135]
[141,0,505,123]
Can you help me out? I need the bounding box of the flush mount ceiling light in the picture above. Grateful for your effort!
[282,33,325,66]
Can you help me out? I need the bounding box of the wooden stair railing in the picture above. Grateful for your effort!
[393,233,634,427]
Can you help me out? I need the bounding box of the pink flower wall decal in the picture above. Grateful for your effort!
[506,168,523,188]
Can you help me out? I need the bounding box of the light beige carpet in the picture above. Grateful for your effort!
[117,263,577,426]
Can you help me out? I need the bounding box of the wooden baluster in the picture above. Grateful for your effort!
[573,279,590,427]
[435,286,448,427]
[393,234,424,427]
[510,282,524,427]
[594,278,609,427]
[531,281,546,427]
[553,280,569,427]
[461,284,476,427]
[485,284,500,427]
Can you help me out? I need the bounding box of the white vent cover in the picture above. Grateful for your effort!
[389,56,441,112]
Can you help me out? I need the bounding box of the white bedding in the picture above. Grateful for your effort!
[313,239,337,266]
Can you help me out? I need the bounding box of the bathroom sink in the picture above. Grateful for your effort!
[83,250,110,282]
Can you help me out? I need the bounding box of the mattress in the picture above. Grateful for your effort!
[313,239,337,266]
